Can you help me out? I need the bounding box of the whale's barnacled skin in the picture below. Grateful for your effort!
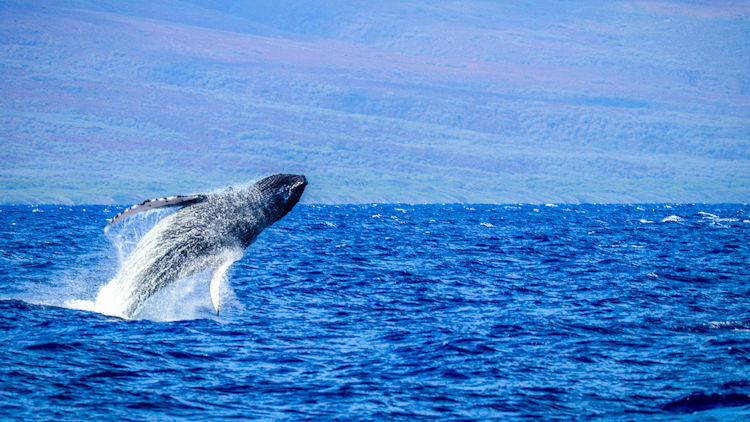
[98,174,306,318]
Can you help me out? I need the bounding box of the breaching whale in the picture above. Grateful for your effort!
[95,174,306,318]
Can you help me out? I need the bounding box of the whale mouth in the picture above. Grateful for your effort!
[277,176,306,197]
[274,175,306,221]
[291,176,307,191]
[288,176,307,202]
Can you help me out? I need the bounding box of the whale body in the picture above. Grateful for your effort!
[95,174,307,318]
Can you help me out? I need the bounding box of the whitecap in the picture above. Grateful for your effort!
[707,321,750,331]
[662,215,684,223]
[697,211,718,219]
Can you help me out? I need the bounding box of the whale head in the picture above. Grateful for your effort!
[255,174,307,222]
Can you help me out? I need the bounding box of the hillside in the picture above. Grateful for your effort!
[1,0,748,204]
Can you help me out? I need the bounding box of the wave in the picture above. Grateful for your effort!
[663,392,750,412]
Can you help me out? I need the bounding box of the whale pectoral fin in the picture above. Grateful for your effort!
[210,267,222,316]
[106,194,207,227]
[209,256,239,316]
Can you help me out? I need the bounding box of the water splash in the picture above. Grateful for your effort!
[66,208,242,321]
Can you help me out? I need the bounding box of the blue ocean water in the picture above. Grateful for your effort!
[0,204,748,420]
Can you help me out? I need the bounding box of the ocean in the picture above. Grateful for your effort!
[0,204,748,420]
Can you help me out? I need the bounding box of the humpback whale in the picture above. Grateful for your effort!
[96,174,307,318]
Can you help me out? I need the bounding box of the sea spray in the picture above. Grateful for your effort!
[64,207,171,317]
[94,209,244,319]
[66,208,243,320]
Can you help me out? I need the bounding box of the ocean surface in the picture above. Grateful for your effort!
[0,204,748,420]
